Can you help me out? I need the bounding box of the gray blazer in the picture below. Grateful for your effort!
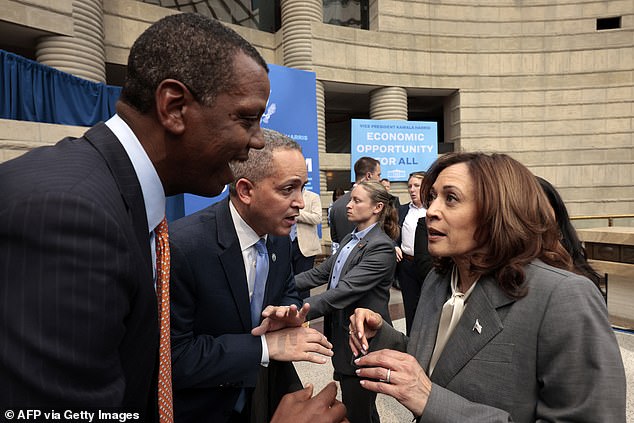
[373,260,626,422]
[296,224,396,375]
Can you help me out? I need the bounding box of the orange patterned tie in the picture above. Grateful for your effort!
[155,218,173,423]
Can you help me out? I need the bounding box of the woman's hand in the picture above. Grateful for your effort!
[354,349,431,417]
[348,308,383,357]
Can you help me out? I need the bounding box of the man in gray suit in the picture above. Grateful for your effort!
[329,157,381,250]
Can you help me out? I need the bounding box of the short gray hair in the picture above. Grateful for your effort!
[229,129,302,195]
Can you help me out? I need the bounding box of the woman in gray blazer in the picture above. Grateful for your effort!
[349,152,626,422]
[295,181,399,423]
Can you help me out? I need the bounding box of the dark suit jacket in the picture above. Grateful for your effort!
[169,199,302,422]
[372,260,626,422]
[328,191,353,244]
[295,224,396,376]
[0,123,158,420]
[413,217,433,281]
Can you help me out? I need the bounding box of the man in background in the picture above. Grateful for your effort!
[329,157,381,250]
[290,188,323,299]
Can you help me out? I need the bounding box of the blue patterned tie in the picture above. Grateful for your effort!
[289,223,297,241]
[250,238,269,327]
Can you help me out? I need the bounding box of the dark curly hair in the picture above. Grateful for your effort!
[120,13,268,113]
[421,152,572,299]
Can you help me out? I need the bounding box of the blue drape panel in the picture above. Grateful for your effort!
[1,49,121,126]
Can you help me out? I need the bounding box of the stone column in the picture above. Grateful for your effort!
[280,0,321,70]
[36,0,105,83]
[370,86,408,120]
[316,80,326,155]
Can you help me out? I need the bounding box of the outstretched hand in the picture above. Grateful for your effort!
[348,308,383,357]
[266,326,333,364]
[251,303,310,336]
[271,382,349,423]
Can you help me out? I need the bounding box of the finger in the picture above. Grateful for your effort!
[359,378,396,396]
[306,343,334,358]
[325,398,348,422]
[260,305,277,318]
[355,366,388,382]
[298,303,310,319]
[312,381,338,406]
[301,351,329,364]
[297,383,314,400]
[250,318,270,336]
[348,328,363,357]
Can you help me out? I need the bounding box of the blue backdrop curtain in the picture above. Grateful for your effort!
[0,49,184,220]
[1,49,120,126]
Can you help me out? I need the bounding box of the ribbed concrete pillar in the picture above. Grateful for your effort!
[370,86,408,120]
[36,0,105,83]
[316,80,326,155]
[281,0,321,70]
[320,170,328,197]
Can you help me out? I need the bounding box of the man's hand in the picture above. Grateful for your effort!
[271,382,349,423]
[265,326,333,364]
[251,303,310,336]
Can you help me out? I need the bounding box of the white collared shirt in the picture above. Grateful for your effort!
[229,200,270,365]
[105,114,165,280]
[400,202,426,256]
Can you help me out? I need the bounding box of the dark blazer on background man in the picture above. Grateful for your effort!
[371,260,626,422]
[413,217,433,282]
[0,123,158,419]
[328,191,353,244]
[296,224,396,375]
[169,199,302,422]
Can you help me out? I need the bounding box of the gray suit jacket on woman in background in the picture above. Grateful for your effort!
[296,224,396,376]
[371,259,626,423]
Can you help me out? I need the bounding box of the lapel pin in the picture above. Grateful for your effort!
[473,319,482,334]
[271,253,277,262]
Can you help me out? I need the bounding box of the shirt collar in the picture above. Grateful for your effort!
[105,114,165,232]
[229,199,267,251]
[352,222,378,240]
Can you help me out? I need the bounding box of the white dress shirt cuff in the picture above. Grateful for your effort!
[260,335,270,367]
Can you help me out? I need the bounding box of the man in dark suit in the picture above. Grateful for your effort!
[0,13,343,423]
[170,130,334,423]
[329,157,381,250]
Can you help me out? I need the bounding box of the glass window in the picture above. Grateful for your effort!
[139,0,281,33]
[323,0,369,30]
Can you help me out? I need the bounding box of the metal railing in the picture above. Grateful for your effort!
[570,214,634,227]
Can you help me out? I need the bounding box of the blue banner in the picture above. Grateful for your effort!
[351,119,438,182]
[181,64,320,217]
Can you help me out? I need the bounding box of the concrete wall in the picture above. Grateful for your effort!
[0,0,631,220]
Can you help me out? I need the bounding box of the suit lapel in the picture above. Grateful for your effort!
[84,123,151,271]
[409,272,451,371]
[216,200,252,330]
[430,276,515,386]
